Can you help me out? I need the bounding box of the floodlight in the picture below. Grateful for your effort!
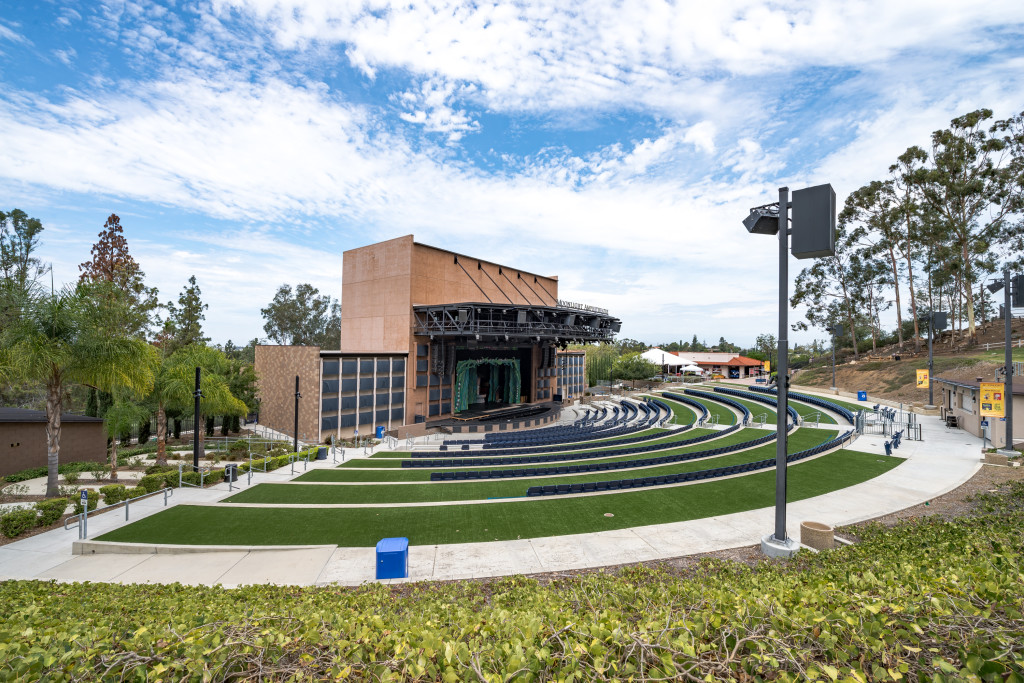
[743,205,780,235]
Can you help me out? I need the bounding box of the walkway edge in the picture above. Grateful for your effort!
[73,541,337,555]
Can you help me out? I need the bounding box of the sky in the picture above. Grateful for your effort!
[2,0,1023,348]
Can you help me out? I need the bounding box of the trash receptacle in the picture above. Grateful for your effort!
[884,441,892,456]
[375,537,409,579]
[857,391,867,401]
[317,446,328,460]
[375,426,385,439]
[224,463,238,483]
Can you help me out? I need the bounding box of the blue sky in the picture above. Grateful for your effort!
[2,0,1023,348]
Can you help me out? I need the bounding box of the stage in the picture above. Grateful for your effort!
[428,401,560,432]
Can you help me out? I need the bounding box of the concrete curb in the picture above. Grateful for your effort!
[73,541,337,555]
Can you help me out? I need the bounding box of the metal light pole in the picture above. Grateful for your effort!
[193,367,203,472]
[293,375,301,454]
[830,325,839,390]
[774,186,789,547]
[927,313,935,408]
[1000,269,1015,455]
[744,182,835,559]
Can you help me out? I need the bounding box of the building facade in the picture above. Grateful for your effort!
[933,377,1023,449]
[255,236,619,441]
[0,408,106,478]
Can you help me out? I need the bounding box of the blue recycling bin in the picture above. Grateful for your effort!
[376,537,409,579]
[857,391,867,401]
[375,426,385,439]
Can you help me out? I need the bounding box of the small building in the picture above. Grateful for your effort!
[0,408,106,478]
[933,377,1023,449]
[679,352,766,379]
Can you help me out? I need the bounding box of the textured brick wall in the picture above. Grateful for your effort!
[254,345,322,443]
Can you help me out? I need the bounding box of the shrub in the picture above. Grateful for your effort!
[88,464,110,482]
[62,471,81,486]
[35,498,70,526]
[99,484,128,505]
[180,472,201,487]
[126,486,147,499]
[205,469,224,485]
[138,474,166,494]
[0,509,38,538]
[145,464,174,476]
[71,490,99,515]
[137,419,151,444]
[228,439,249,455]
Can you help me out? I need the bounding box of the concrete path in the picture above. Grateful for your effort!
[0,411,988,587]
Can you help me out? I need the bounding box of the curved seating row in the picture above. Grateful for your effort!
[410,421,720,468]
[428,400,670,456]
[525,430,854,496]
[423,422,779,479]
[711,386,799,425]
[682,389,752,424]
[748,386,856,424]
[660,392,710,423]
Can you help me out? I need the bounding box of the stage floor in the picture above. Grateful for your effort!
[429,401,557,426]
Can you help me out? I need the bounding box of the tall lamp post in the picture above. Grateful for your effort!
[924,311,947,409]
[830,324,843,391]
[293,375,301,454]
[744,183,836,559]
[988,270,1020,455]
[192,367,203,472]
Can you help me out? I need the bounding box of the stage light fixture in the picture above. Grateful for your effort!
[742,204,780,235]
[988,281,1004,294]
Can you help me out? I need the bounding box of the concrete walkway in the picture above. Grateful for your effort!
[0,411,989,587]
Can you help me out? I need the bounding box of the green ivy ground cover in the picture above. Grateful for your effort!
[13,483,1024,681]
[228,428,835,501]
[332,427,720,473]
[96,448,899,547]
[293,428,763,482]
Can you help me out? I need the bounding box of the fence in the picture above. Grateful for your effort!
[856,407,923,441]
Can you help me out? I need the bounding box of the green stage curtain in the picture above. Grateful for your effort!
[454,358,521,413]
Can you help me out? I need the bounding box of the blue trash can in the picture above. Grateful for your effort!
[857,391,867,401]
[316,446,327,460]
[375,537,409,579]
[375,426,385,439]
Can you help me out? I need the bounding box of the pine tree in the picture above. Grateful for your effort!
[161,275,209,353]
[78,213,159,339]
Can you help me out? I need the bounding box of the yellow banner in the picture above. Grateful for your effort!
[763,360,770,371]
[980,382,1005,417]
[916,369,929,388]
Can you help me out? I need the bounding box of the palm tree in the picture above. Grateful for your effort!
[152,344,246,466]
[2,284,156,497]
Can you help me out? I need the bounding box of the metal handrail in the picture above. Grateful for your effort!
[65,487,174,539]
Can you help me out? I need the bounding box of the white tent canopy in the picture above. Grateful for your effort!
[680,364,703,373]
[641,348,692,367]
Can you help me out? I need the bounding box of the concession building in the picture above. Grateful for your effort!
[255,235,619,441]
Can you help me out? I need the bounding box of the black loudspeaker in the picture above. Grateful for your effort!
[1000,304,1006,320]
[932,312,948,331]
[1013,275,1024,308]
[517,310,527,324]
[445,344,456,375]
[430,342,444,374]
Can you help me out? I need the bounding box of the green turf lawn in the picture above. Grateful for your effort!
[800,395,871,414]
[224,428,838,502]
[96,448,899,547]
[337,427,714,470]
[713,393,779,425]
[662,400,696,425]
[292,428,758,482]
[659,394,736,425]
[733,388,838,425]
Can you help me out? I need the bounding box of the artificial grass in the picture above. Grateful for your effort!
[715,394,779,425]
[337,427,715,470]
[293,428,758,482]
[733,389,838,425]
[96,448,901,547]
[659,395,736,425]
[224,429,836,502]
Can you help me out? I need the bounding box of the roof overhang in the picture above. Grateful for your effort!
[412,303,620,344]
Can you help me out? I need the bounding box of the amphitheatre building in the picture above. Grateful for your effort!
[255,235,621,442]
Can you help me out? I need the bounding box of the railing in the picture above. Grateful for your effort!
[981,340,1024,352]
[65,487,174,539]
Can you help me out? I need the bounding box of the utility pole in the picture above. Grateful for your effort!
[192,367,202,472]
[999,269,1015,455]
[294,375,301,454]
[774,186,789,549]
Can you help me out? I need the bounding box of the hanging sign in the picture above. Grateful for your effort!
[979,382,1005,417]
[916,369,929,388]
[763,360,770,372]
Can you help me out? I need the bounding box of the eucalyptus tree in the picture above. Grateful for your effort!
[842,179,909,349]
[917,109,1017,343]
[791,227,868,359]
[2,284,156,497]
[888,146,930,350]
